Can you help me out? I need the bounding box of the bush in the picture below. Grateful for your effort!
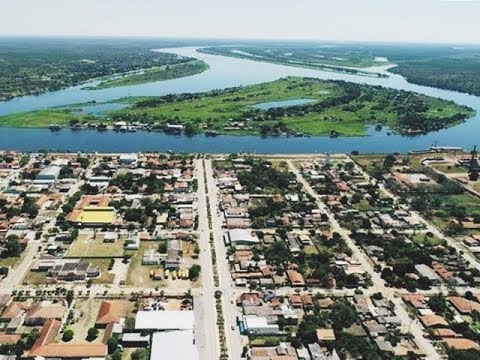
[86,327,99,342]
[62,329,74,342]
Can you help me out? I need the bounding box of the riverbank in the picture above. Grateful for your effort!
[83,60,209,90]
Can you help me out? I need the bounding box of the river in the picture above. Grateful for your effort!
[0,46,479,153]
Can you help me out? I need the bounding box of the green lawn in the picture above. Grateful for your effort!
[0,110,91,128]
[410,233,445,247]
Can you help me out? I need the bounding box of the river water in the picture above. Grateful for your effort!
[0,46,479,153]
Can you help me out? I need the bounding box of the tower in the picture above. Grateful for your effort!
[468,146,480,181]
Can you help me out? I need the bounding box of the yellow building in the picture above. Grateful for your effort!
[75,206,115,226]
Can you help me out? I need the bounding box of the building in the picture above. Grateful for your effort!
[286,270,305,287]
[414,264,441,284]
[74,207,116,226]
[242,315,280,335]
[142,249,162,265]
[36,166,62,181]
[95,300,127,327]
[24,302,68,326]
[119,153,138,165]
[223,229,260,246]
[48,262,100,281]
[150,330,198,360]
[135,310,194,331]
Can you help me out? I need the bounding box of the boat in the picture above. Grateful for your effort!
[49,124,61,131]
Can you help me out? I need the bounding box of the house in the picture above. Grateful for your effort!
[24,301,68,326]
[289,294,303,308]
[286,270,305,287]
[448,296,480,315]
[237,293,262,307]
[414,264,441,284]
[103,232,118,243]
[0,301,30,322]
[95,301,127,327]
[316,328,336,343]
[444,338,480,351]
[151,269,163,280]
[419,314,449,328]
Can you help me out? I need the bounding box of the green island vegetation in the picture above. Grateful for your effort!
[84,60,209,90]
[0,77,474,136]
[0,38,198,100]
[199,45,389,77]
[108,77,474,136]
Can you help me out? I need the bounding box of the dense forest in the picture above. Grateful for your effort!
[0,38,196,101]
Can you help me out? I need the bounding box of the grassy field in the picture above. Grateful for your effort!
[65,233,126,258]
[23,271,48,285]
[473,182,480,192]
[0,110,93,128]
[89,259,114,284]
[87,60,209,90]
[0,256,20,268]
[410,233,445,247]
[430,163,467,174]
[126,242,163,287]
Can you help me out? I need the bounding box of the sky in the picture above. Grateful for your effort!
[1,0,480,44]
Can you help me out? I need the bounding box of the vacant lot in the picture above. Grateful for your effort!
[65,233,125,258]
[126,242,163,287]
[89,259,115,284]
[23,271,49,285]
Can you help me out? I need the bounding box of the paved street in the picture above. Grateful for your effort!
[288,160,442,360]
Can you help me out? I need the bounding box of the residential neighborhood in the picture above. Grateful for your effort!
[1,150,480,359]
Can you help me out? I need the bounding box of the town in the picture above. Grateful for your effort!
[0,149,479,360]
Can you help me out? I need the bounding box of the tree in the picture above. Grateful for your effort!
[107,337,118,354]
[3,235,22,257]
[428,294,447,314]
[87,327,99,342]
[62,329,74,342]
[331,301,357,330]
[66,290,74,307]
[189,265,201,281]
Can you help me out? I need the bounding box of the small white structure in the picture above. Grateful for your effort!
[119,153,138,165]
